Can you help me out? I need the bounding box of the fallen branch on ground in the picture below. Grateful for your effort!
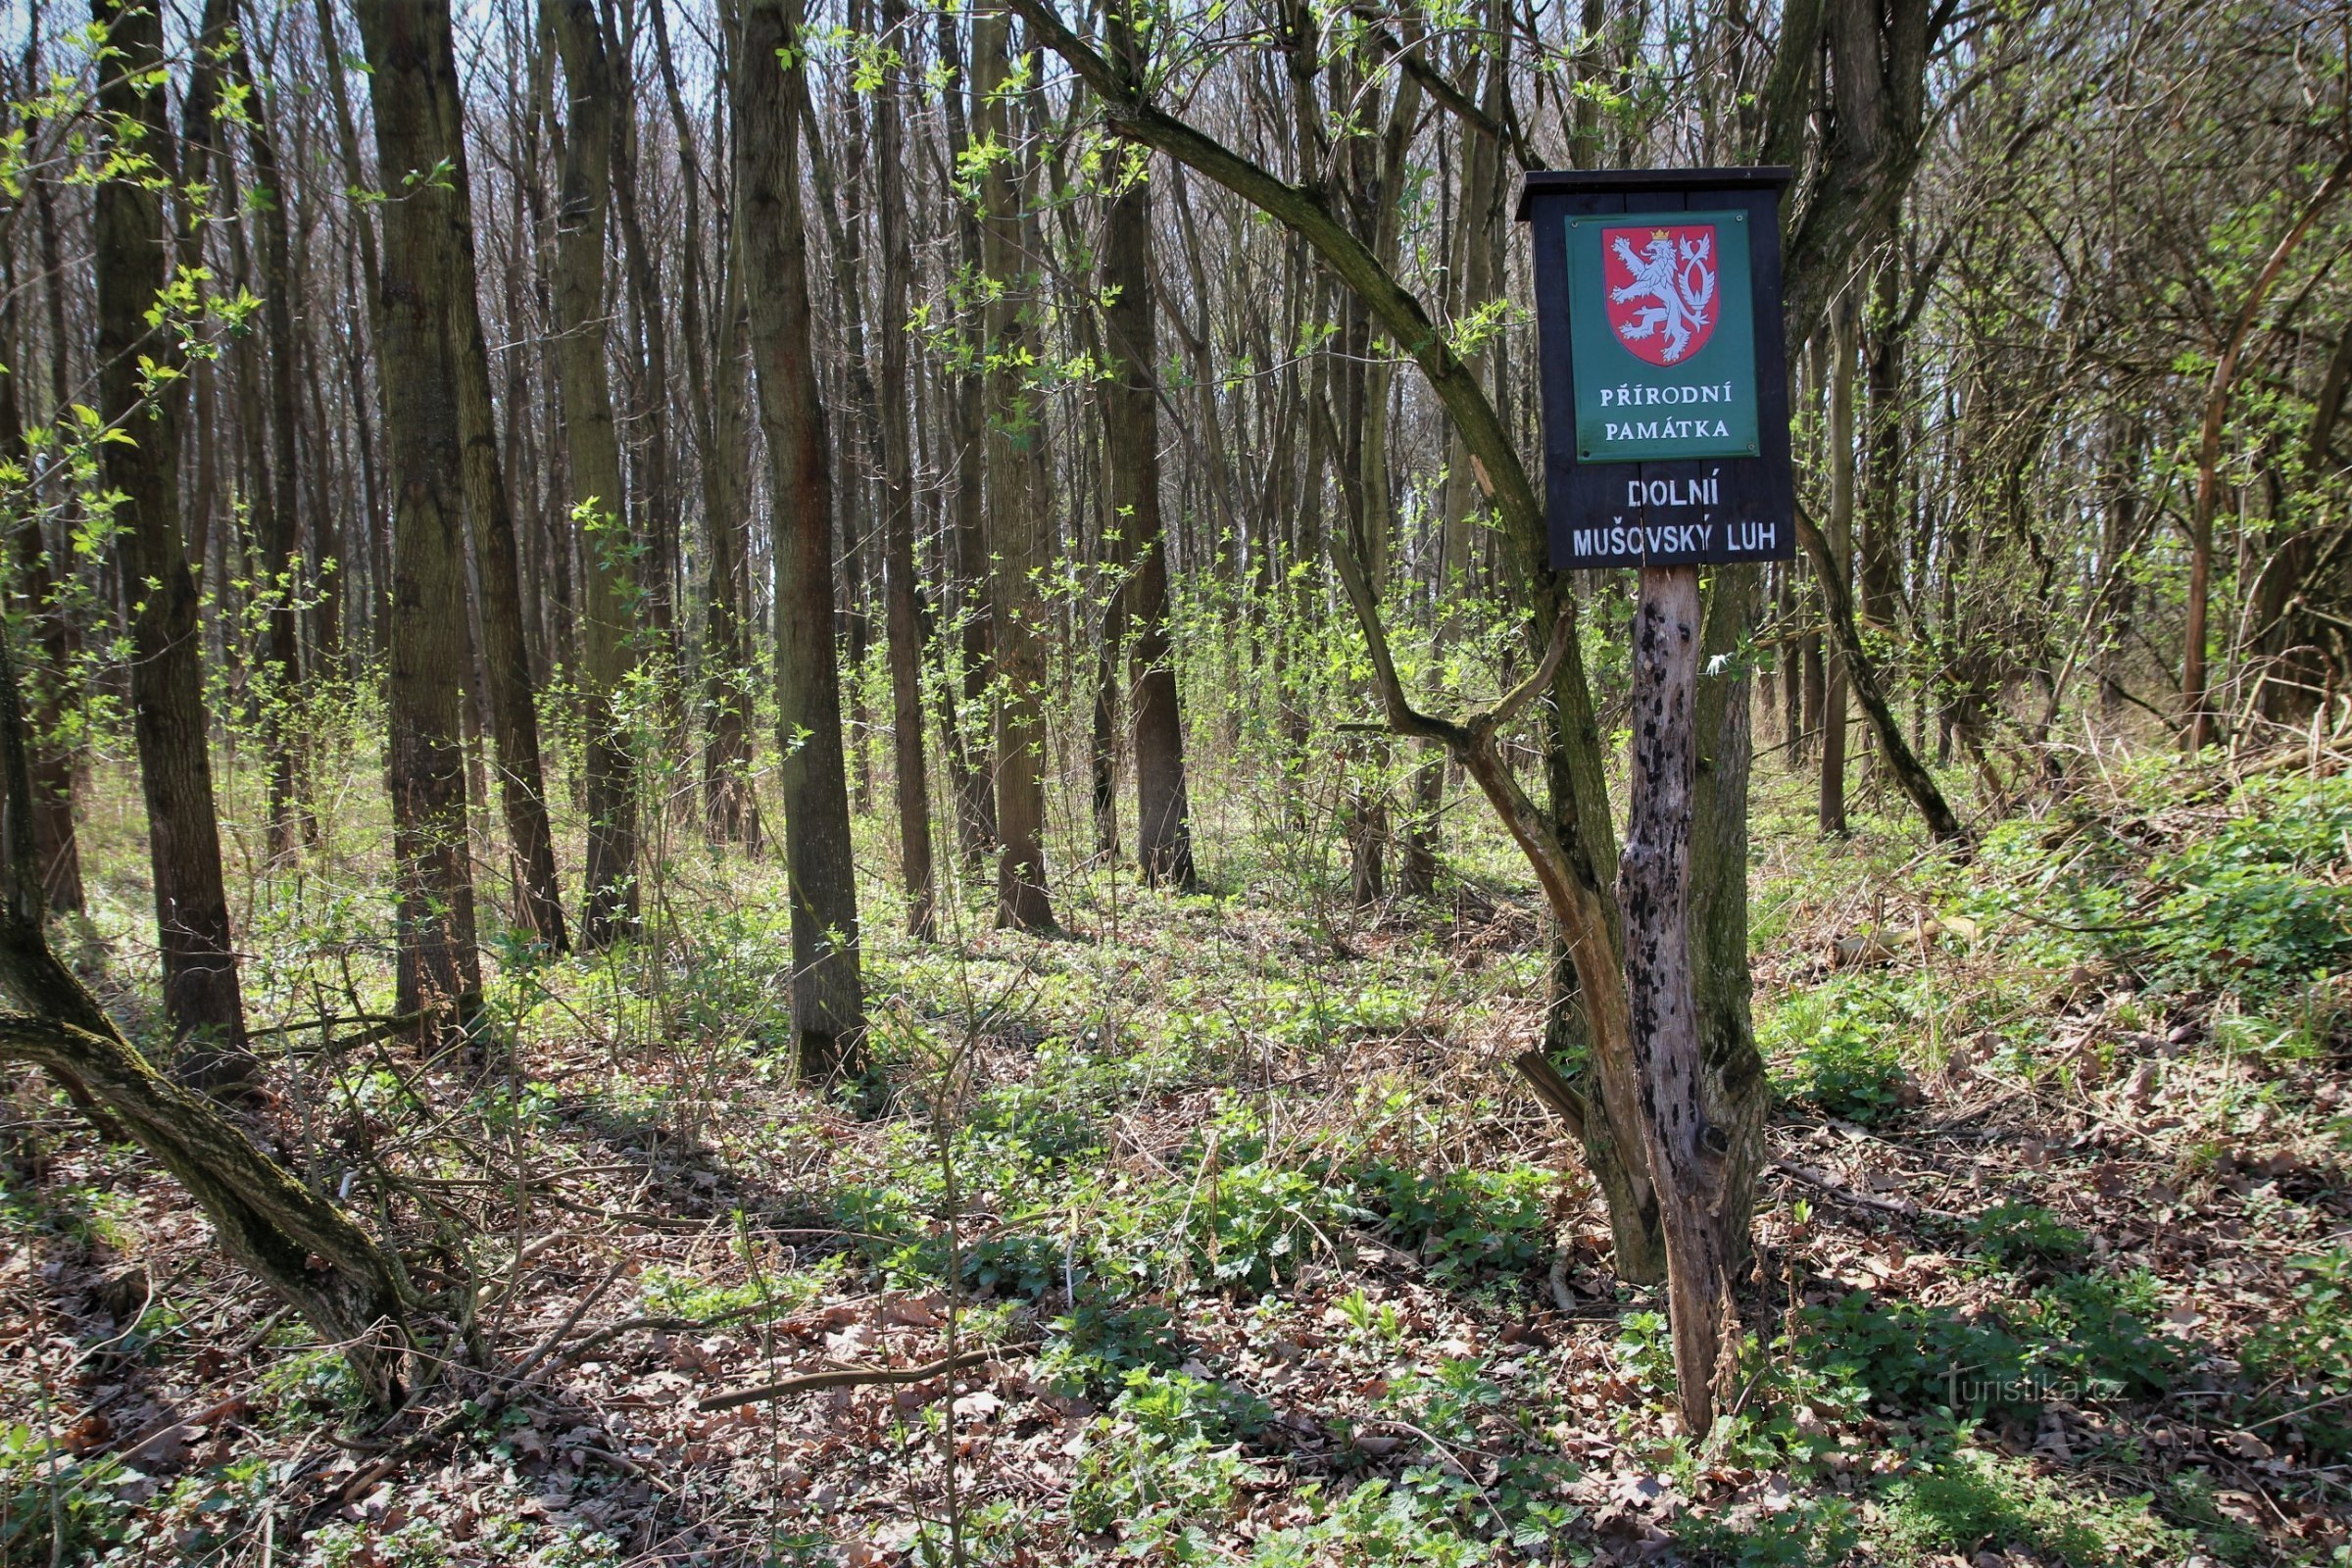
[699,1344,1031,1413]
[1770,1158,1967,1223]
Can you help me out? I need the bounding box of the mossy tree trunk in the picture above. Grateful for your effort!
[0,621,413,1405]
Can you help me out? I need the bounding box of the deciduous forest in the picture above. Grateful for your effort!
[1,0,2349,1561]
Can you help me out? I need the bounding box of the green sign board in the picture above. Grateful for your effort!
[1566,210,1758,464]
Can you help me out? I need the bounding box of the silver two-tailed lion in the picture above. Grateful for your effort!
[1609,230,1717,363]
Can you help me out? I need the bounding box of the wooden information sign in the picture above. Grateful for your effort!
[1510,168,1798,1430]
[1517,168,1794,569]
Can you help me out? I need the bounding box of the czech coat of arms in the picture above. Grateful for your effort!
[1602,223,1719,366]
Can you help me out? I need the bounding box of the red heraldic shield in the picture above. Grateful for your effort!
[1601,223,1720,367]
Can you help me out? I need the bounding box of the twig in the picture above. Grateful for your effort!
[697,1344,1029,1413]
[509,1263,623,1386]
[1770,1159,1967,1224]
[331,1264,621,1502]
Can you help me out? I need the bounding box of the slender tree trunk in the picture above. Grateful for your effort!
[312,0,389,666]
[1102,13,1196,892]
[608,52,682,720]
[705,271,763,850]
[976,11,1054,931]
[229,35,314,856]
[2181,151,2352,751]
[1819,312,1853,836]
[876,0,936,935]
[934,10,998,868]
[645,0,758,850]
[91,0,254,1093]
[356,0,487,1054]
[442,40,569,955]
[4,207,82,914]
[547,0,640,945]
[1793,507,1969,845]
[735,0,868,1081]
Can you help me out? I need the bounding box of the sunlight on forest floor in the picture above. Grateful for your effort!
[4,746,2348,1566]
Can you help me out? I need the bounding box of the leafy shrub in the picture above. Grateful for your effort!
[962,1082,1103,1167]
[1039,1291,1182,1396]
[1677,1493,1861,1568]
[1762,981,1912,1123]
[1799,1292,2036,1414]
[1986,772,2352,1004]
[0,1427,131,1565]
[1372,1357,1577,1547]
[1872,1446,2194,1566]
[1353,1162,1554,1280]
[1617,1308,1679,1395]
[2239,1249,2352,1459]
[1252,1477,1528,1565]
[1069,1368,1271,1544]
[2022,1271,2187,1401]
[1190,1162,1360,1294]
[2139,859,2351,1001]
[1800,1278,2185,1417]
[1968,1200,2090,1270]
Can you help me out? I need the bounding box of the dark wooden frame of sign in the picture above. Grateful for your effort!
[1517,168,1794,570]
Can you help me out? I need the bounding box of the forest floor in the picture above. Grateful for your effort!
[2,746,2349,1566]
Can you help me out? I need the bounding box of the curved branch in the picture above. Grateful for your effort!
[0,1010,415,1404]
[1793,502,1971,847]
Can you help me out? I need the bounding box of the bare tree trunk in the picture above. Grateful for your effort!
[311,0,388,667]
[705,274,764,851]
[228,30,314,856]
[1102,8,1195,892]
[91,0,254,1092]
[735,0,868,1082]
[608,41,683,723]
[548,0,640,946]
[646,0,760,851]
[877,0,936,935]
[1819,311,1853,836]
[1621,566,1737,1436]
[444,58,569,956]
[356,0,487,1054]
[976,11,1054,932]
[2180,150,2352,750]
[934,10,998,868]
[4,189,82,913]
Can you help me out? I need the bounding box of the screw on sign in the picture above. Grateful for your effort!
[1515,168,1795,1438]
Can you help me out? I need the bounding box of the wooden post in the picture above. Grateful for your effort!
[1619,564,1737,1435]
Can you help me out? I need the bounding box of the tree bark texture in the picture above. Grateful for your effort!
[876,0,937,937]
[1819,313,1853,836]
[1619,566,1738,1437]
[91,0,253,1090]
[1101,19,1196,892]
[356,0,486,1050]
[976,11,1054,932]
[427,38,570,955]
[549,0,641,946]
[735,0,869,1081]
[229,36,314,857]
